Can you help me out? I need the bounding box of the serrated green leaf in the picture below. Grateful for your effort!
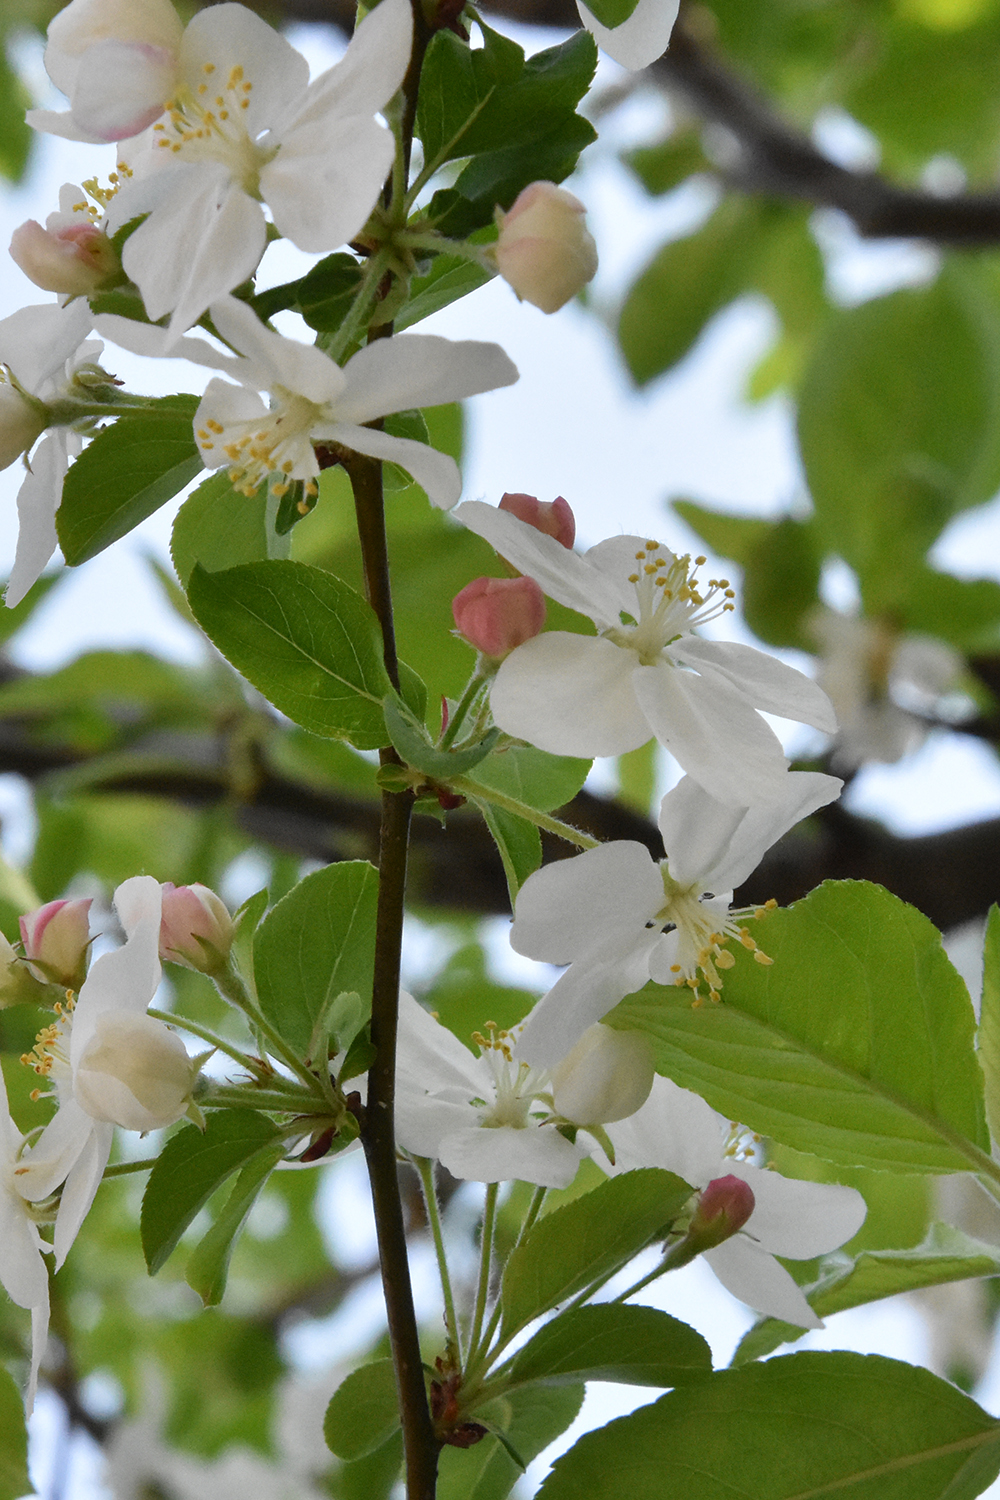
[467,743,591,813]
[0,1365,30,1500]
[535,1351,1000,1500]
[500,1168,693,1340]
[57,395,203,565]
[614,880,990,1173]
[253,861,378,1055]
[171,471,270,586]
[438,1385,584,1500]
[508,1303,712,1390]
[185,1139,286,1306]
[397,253,493,331]
[475,798,542,906]
[186,560,393,749]
[140,1110,283,1275]
[324,1359,400,1460]
[732,1222,1000,1366]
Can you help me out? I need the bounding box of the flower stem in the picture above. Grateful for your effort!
[465,1185,546,1385]
[146,1006,267,1077]
[452,777,600,849]
[467,1182,498,1365]
[415,1156,462,1363]
[211,963,323,1096]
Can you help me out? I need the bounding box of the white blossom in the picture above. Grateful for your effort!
[511,772,841,1068]
[394,992,653,1187]
[453,502,837,803]
[577,0,680,70]
[0,1068,50,1413]
[606,1075,867,1327]
[66,0,414,335]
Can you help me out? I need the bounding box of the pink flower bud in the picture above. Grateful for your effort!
[452,576,546,659]
[688,1174,756,1249]
[499,492,576,549]
[20,898,92,990]
[551,1024,654,1125]
[11,218,120,295]
[494,182,598,314]
[159,883,234,974]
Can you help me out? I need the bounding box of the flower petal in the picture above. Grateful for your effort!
[291,0,412,130]
[337,336,519,426]
[0,299,93,396]
[675,637,838,735]
[577,0,680,69]
[69,39,177,141]
[262,116,394,253]
[317,422,462,509]
[208,296,347,403]
[70,879,162,1067]
[606,1075,723,1186]
[438,1123,582,1187]
[491,632,651,756]
[6,431,73,609]
[737,1166,867,1258]
[515,937,657,1068]
[704,1235,822,1328]
[656,777,747,889]
[700,771,842,894]
[178,4,309,139]
[51,1120,114,1268]
[511,841,663,964]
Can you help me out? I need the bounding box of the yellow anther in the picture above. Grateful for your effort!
[753,951,773,967]
[628,573,640,583]
[695,554,706,565]
[203,62,216,73]
[297,499,310,515]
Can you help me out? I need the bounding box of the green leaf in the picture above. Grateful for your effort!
[0,571,62,646]
[979,905,1000,1149]
[0,45,32,184]
[468,743,591,813]
[499,1168,693,1341]
[0,1365,30,1500]
[535,1351,1000,1500]
[253,861,378,1055]
[797,265,1000,604]
[171,471,270,587]
[186,560,393,749]
[251,251,363,331]
[324,1359,400,1460]
[185,1138,287,1306]
[894,567,1000,652]
[508,1304,712,1390]
[476,798,542,906]
[230,887,269,1000]
[383,694,499,777]
[732,1222,1000,1366]
[437,1385,584,1500]
[625,130,710,197]
[613,881,990,1173]
[140,1111,284,1275]
[397,253,493,332]
[57,395,203,565]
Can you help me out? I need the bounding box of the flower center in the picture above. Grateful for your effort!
[470,1021,551,1129]
[605,541,736,666]
[197,389,322,499]
[153,62,276,195]
[654,869,775,1007]
[20,995,75,1101]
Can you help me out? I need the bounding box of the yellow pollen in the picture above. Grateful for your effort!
[203,62,216,73]
[634,551,645,561]
[305,481,318,497]
[628,573,640,583]
[297,499,310,515]
[754,951,773,966]
[695,554,707,565]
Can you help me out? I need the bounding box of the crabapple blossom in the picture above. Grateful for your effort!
[74,0,414,335]
[452,576,546,659]
[605,1075,867,1326]
[499,491,576,548]
[577,0,681,70]
[14,876,186,1265]
[0,300,117,608]
[0,1069,50,1413]
[494,182,598,313]
[159,881,234,974]
[454,500,837,801]
[394,992,653,1187]
[10,183,121,296]
[97,294,517,509]
[20,897,92,991]
[511,771,841,1067]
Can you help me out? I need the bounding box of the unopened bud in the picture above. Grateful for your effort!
[11,218,121,296]
[0,386,47,473]
[20,897,92,990]
[499,492,575,549]
[159,882,234,974]
[551,1024,654,1126]
[75,1009,198,1131]
[452,575,546,659]
[687,1173,755,1249]
[494,182,598,314]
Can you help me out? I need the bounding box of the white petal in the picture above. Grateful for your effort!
[512,841,663,964]
[656,777,747,889]
[178,4,309,138]
[0,300,93,395]
[291,0,412,131]
[606,1074,723,1186]
[25,107,109,143]
[93,313,237,372]
[701,771,842,894]
[337,337,519,426]
[705,1235,822,1328]
[737,1166,867,1258]
[454,501,625,626]
[318,422,462,509]
[577,0,680,69]
[114,874,163,940]
[492,632,651,756]
[263,117,395,254]
[27,1294,51,1416]
[6,432,70,609]
[52,1121,114,1268]
[208,296,347,404]
[632,661,790,805]
[396,991,482,1096]
[70,884,163,1066]
[120,168,267,332]
[515,939,657,1068]
[439,1124,582,1187]
[675,637,838,735]
[43,0,183,97]
[14,1099,93,1203]
[69,39,177,141]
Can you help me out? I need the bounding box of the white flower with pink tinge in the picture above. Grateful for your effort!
[0,1069,50,1413]
[32,0,414,336]
[510,771,841,1068]
[606,1074,867,1327]
[454,499,838,805]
